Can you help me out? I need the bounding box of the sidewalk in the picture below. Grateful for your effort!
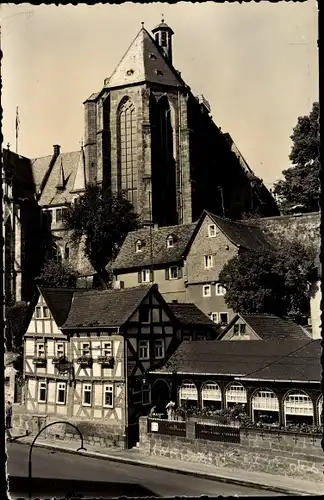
[8,432,323,496]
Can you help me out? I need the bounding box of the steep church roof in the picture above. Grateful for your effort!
[37,151,81,206]
[105,27,184,89]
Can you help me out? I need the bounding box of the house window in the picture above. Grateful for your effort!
[202,382,222,408]
[139,340,149,360]
[135,240,143,253]
[208,224,216,238]
[210,312,218,323]
[142,383,151,405]
[5,376,10,386]
[56,382,66,404]
[38,381,47,403]
[103,384,114,408]
[82,384,92,406]
[204,255,213,269]
[43,306,50,318]
[168,266,179,279]
[102,341,112,357]
[139,305,150,323]
[142,269,151,283]
[219,313,229,325]
[55,343,65,357]
[166,236,174,248]
[81,343,91,357]
[203,285,211,297]
[226,383,247,407]
[179,382,198,406]
[216,284,226,296]
[36,343,45,358]
[160,31,167,47]
[35,307,42,319]
[64,246,70,260]
[154,340,164,359]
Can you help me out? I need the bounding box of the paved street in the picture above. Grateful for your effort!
[7,443,285,498]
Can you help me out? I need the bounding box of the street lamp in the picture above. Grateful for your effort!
[28,420,86,499]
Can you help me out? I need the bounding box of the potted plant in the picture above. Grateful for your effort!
[52,355,67,365]
[76,355,93,367]
[97,355,114,367]
[32,356,47,367]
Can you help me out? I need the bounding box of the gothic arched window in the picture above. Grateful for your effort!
[117,98,138,211]
[52,242,62,263]
[150,95,177,227]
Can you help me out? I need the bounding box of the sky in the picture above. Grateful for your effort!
[1,1,318,188]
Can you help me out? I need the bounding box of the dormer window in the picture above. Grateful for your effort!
[166,235,174,248]
[126,69,134,76]
[155,69,163,76]
[149,53,157,60]
[135,240,144,253]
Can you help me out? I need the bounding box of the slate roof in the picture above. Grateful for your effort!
[30,155,53,191]
[208,212,273,252]
[168,303,218,327]
[62,285,153,329]
[37,151,81,206]
[105,27,184,89]
[39,288,78,327]
[153,339,320,382]
[113,223,197,271]
[219,314,310,341]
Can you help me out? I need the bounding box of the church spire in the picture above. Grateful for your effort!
[152,17,174,64]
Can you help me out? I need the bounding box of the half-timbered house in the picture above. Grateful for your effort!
[23,284,217,448]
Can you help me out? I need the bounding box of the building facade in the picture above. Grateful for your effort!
[150,339,322,427]
[22,285,217,448]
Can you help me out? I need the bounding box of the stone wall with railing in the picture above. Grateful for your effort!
[139,417,323,482]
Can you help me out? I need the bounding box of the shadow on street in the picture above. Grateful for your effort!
[8,475,160,498]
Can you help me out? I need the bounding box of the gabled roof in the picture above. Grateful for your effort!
[152,339,320,383]
[207,212,273,252]
[113,223,197,271]
[168,303,218,328]
[39,288,78,327]
[218,314,310,341]
[62,285,154,329]
[36,151,81,206]
[3,149,37,201]
[105,27,184,89]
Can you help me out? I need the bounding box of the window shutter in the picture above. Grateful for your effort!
[165,268,169,280]
[138,271,142,283]
[178,266,183,279]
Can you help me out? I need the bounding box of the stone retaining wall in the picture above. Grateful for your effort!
[13,409,125,449]
[139,417,323,482]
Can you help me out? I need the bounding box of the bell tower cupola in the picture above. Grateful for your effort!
[152,18,174,64]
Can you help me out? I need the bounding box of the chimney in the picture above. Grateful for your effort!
[53,145,61,157]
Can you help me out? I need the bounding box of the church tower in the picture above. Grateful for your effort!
[83,20,192,228]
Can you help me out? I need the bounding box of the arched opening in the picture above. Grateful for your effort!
[117,97,138,211]
[318,396,323,426]
[178,381,198,409]
[201,382,222,410]
[225,383,247,410]
[283,390,314,426]
[152,379,171,413]
[251,388,279,424]
[150,94,177,227]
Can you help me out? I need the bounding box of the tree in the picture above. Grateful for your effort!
[218,240,318,322]
[274,102,320,213]
[36,259,79,288]
[5,301,30,352]
[63,185,141,285]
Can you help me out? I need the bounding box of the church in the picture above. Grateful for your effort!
[3,19,279,305]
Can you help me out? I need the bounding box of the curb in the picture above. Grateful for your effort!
[12,439,315,496]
